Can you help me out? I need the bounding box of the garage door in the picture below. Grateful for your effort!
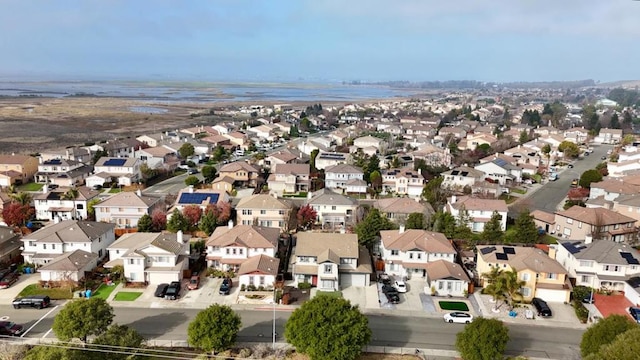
[340,274,367,288]
[535,288,568,303]
[147,272,180,285]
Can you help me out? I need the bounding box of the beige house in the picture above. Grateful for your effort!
[0,154,39,187]
[217,161,261,188]
[307,188,359,229]
[206,223,279,271]
[425,260,471,297]
[38,249,98,282]
[477,245,570,303]
[445,195,508,232]
[238,254,281,289]
[554,206,636,242]
[0,226,22,265]
[267,164,310,195]
[236,194,292,229]
[374,197,434,224]
[94,189,163,229]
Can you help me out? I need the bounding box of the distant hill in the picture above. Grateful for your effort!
[352,79,596,90]
[592,80,640,89]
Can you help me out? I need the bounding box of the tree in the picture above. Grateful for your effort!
[178,143,195,159]
[285,295,371,360]
[185,175,200,187]
[455,318,509,360]
[481,211,504,244]
[166,209,189,233]
[2,203,34,227]
[585,326,640,360]
[519,130,529,144]
[139,163,156,183]
[521,109,542,127]
[595,162,609,177]
[183,205,203,229]
[580,314,636,358]
[429,211,456,238]
[151,209,167,231]
[216,202,232,225]
[369,170,382,192]
[363,154,380,182]
[136,214,153,231]
[211,146,227,162]
[541,143,551,158]
[558,141,580,158]
[453,206,473,240]
[609,113,620,129]
[199,208,217,236]
[501,268,525,307]
[289,125,300,137]
[24,345,83,360]
[580,169,603,189]
[92,324,145,360]
[482,266,505,310]
[87,198,101,221]
[52,297,114,342]
[91,149,108,165]
[310,149,319,172]
[421,176,448,210]
[355,208,393,249]
[405,212,425,230]
[512,209,538,243]
[201,165,217,183]
[62,188,79,220]
[623,111,633,126]
[188,304,241,354]
[390,156,401,169]
[9,191,32,205]
[297,205,317,230]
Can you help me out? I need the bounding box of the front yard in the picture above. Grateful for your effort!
[18,284,73,300]
[92,282,119,300]
[113,291,142,301]
[18,182,44,191]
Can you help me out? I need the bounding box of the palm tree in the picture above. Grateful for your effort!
[5,184,16,194]
[10,191,32,206]
[502,268,526,308]
[62,187,80,220]
[482,266,505,311]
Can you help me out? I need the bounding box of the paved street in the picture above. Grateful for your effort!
[4,305,583,359]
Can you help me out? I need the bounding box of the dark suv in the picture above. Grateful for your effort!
[531,297,552,317]
[0,321,23,336]
[164,281,181,300]
[12,295,51,309]
[219,278,233,295]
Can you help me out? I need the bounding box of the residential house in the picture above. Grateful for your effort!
[0,154,39,187]
[238,254,281,289]
[136,133,165,148]
[134,146,180,170]
[594,128,623,144]
[264,150,298,169]
[437,126,467,139]
[171,187,229,213]
[104,231,190,284]
[445,195,508,232]
[441,166,485,191]
[35,159,93,187]
[0,226,22,265]
[412,143,452,168]
[40,147,92,164]
[94,189,163,229]
[217,161,261,188]
[374,198,434,224]
[212,176,235,193]
[21,220,116,265]
[353,136,384,152]
[563,127,590,144]
[247,124,279,140]
[236,194,292,229]
[307,188,359,230]
[223,131,251,150]
[100,139,145,158]
[531,210,556,235]
[87,157,142,187]
[554,206,636,242]
[381,167,425,198]
[330,130,350,146]
[475,157,522,185]
[477,245,570,303]
[38,250,98,282]
[314,152,350,170]
[34,185,102,221]
[293,232,372,290]
[206,223,279,271]
[200,134,232,148]
[324,164,364,191]
[379,228,456,279]
[612,194,640,226]
[424,260,471,297]
[461,133,497,151]
[589,178,640,202]
[267,164,310,195]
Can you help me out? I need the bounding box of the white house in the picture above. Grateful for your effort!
[34,186,102,221]
[424,260,471,297]
[381,167,425,198]
[38,250,98,282]
[441,166,485,190]
[34,159,93,187]
[324,164,364,190]
[445,195,508,232]
[104,231,190,284]
[474,158,522,185]
[94,189,163,229]
[594,128,623,145]
[206,223,280,271]
[314,152,350,170]
[307,188,359,230]
[353,135,384,151]
[87,157,142,187]
[237,254,280,290]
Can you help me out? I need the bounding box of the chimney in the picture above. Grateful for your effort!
[228,220,234,229]
[189,185,194,193]
[177,230,184,244]
[272,192,278,199]
[66,149,70,158]
[451,195,457,203]
[418,168,422,175]
[136,189,142,196]
[585,234,593,244]
[399,224,405,234]
[42,184,48,194]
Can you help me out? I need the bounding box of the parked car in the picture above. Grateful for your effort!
[92,184,103,190]
[601,156,607,160]
[531,297,553,317]
[385,291,400,304]
[0,321,23,336]
[571,179,579,188]
[12,295,51,309]
[394,280,407,293]
[187,168,199,175]
[582,293,596,304]
[154,283,169,298]
[164,281,181,300]
[219,278,233,295]
[0,273,19,289]
[628,307,640,323]
[443,312,473,324]
[188,275,200,290]
[381,285,397,294]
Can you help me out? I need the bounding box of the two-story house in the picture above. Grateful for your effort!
[477,245,570,303]
[94,189,163,229]
[307,188,359,230]
[171,187,230,213]
[314,152,350,170]
[236,194,292,229]
[324,164,365,191]
[474,157,522,185]
[379,227,456,280]
[374,197,434,225]
[217,161,261,188]
[21,220,115,266]
[105,231,190,284]
[35,159,93,187]
[554,237,640,296]
[293,232,371,290]
[34,185,102,221]
[554,206,636,242]
[40,147,92,164]
[86,157,142,187]
[134,146,180,170]
[445,195,508,232]
[205,223,280,271]
[563,127,589,144]
[267,164,310,195]
[441,166,485,191]
[381,167,425,198]
[353,136,384,152]
[0,154,39,187]
[0,226,22,265]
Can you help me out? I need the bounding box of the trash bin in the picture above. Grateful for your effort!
[85,289,92,298]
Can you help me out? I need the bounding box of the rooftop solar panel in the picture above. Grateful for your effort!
[480,246,496,255]
[104,158,127,166]
[460,171,469,176]
[503,247,516,254]
[451,170,459,175]
[629,258,640,265]
[46,159,62,165]
[495,253,509,261]
[178,192,220,205]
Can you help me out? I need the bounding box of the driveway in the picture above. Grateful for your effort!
[184,276,238,306]
[593,293,634,321]
[0,274,40,305]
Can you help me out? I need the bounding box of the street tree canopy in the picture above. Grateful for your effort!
[558,141,580,158]
[178,143,195,158]
[455,318,509,360]
[285,295,371,360]
[188,304,241,354]
[92,324,145,360]
[585,326,640,360]
[580,314,636,358]
[52,297,114,342]
[579,169,603,189]
[355,208,394,249]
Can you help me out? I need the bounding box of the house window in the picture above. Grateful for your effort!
[579,260,593,267]
[520,287,531,297]
[260,210,266,215]
[129,259,135,265]
[29,241,35,247]
[226,249,230,255]
[129,272,137,281]
[578,222,582,229]
[340,258,354,264]
[239,249,244,255]
[43,244,47,250]
[51,244,56,250]
[409,253,413,259]
[614,266,620,272]
[546,273,557,280]
[581,275,591,283]
[279,210,285,215]
[278,221,285,228]
[603,265,611,271]
[614,224,620,230]
[248,276,254,285]
[331,206,336,211]
[566,218,573,224]
[242,209,252,215]
[324,265,332,273]
[446,281,452,291]
[417,253,422,260]
[438,281,444,290]
[77,204,84,210]
[232,249,237,255]
[391,250,399,256]
[521,273,530,281]
[259,276,265,285]
[116,250,120,254]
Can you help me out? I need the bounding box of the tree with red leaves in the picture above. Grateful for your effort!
[216,202,232,225]
[297,205,317,230]
[2,203,34,227]
[182,205,203,228]
[151,209,167,232]
[568,188,590,201]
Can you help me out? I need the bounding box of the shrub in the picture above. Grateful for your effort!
[573,301,589,323]
[240,284,246,291]
[298,282,312,290]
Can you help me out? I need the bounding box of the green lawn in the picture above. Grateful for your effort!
[438,301,469,311]
[108,188,122,193]
[18,284,73,300]
[18,182,44,191]
[113,291,142,301]
[498,194,517,204]
[316,291,343,298]
[540,234,558,244]
[92,282,119,300]
[512,188,527,195]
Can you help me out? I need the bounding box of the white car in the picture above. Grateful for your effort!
[394,280,407,293]
[443,312,473,324]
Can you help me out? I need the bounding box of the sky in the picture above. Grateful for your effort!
[1,0,639,83]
